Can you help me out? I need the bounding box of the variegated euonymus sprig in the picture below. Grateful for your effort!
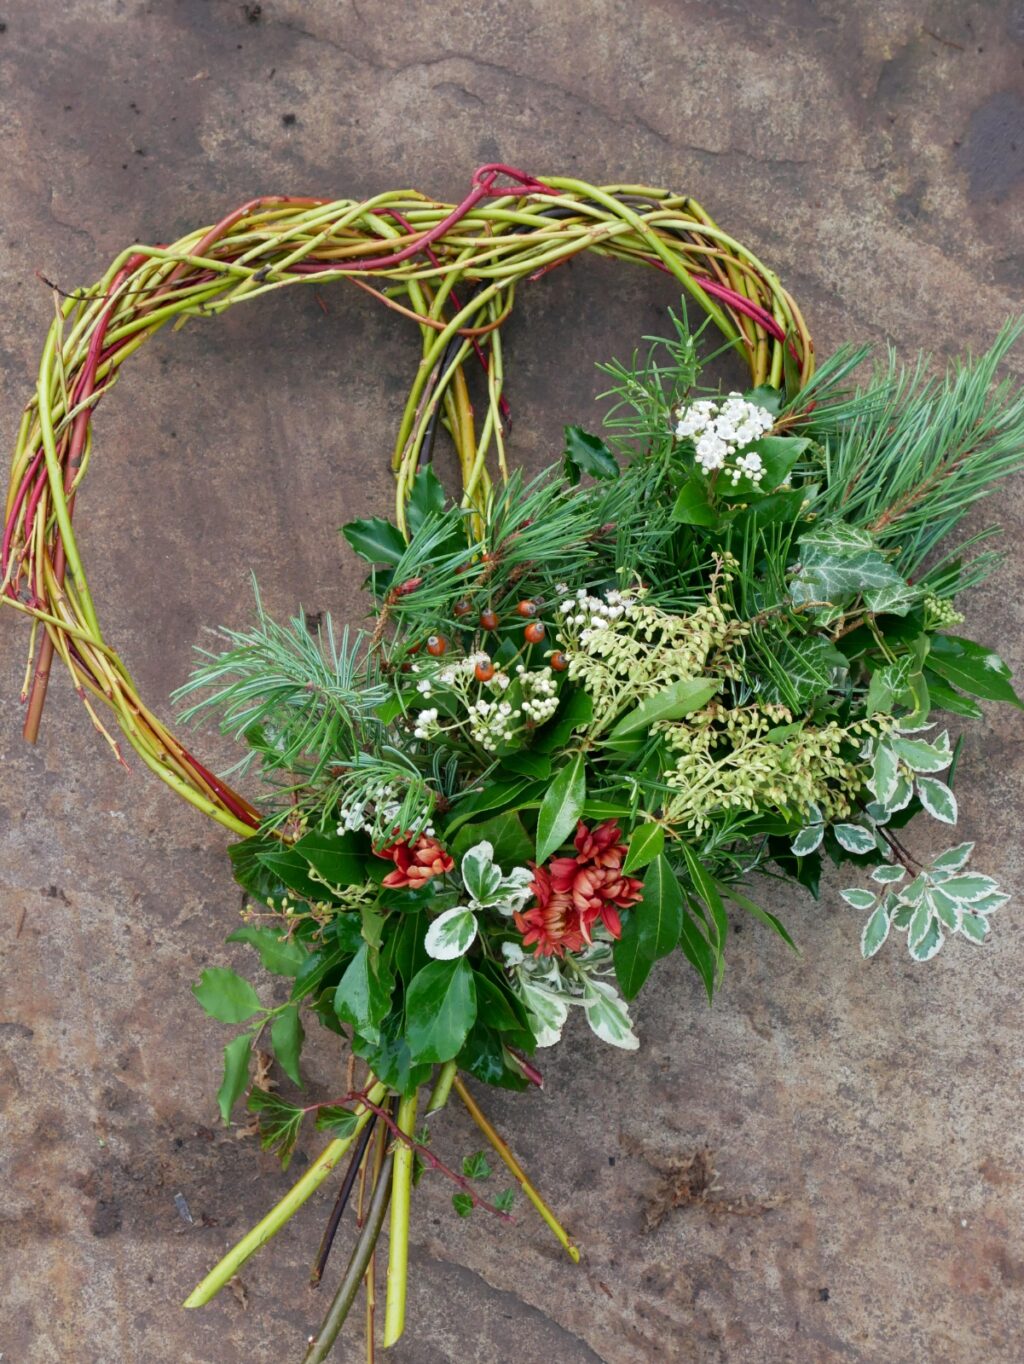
[792,722,1008,960]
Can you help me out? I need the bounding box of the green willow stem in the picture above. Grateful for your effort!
[382,1090,419,1348]
[426,1059,458,1114]
[303,1148,396,1364]
[453,1075,580,1264]
[183,1081,387,1308]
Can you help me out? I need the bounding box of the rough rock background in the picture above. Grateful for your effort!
[1,3,1023,1361]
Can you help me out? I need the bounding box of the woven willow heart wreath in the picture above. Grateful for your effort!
[4,166,1022,1360]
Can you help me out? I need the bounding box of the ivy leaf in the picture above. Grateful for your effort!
[342,516,408,566]
[193,968,263,1024]
[535,752,586,862]
[606,677,721,742]
[493,1188,516,1213]
[461,1151,492,1180]
[315,1105,360,1139]
[333,943,395,1044]
[247,1088,305,1168]
[860,904,891,958]
[452,1192,475,1218]
[622,822,665,874]
[916,777,957,825]
[270,1005,305,1086]
[424,907,478,961]
[406,959,478,1064]
[217,1033,253,1125]
[926,635,1024,709]
[790,521,916,616]
[562,425,619,483]
[226,925,307,978]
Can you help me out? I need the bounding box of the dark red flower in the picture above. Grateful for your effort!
[377,833,454,890]
[516,820,643,955]
[513,863,586,957]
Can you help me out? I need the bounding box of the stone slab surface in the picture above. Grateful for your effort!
[1,3,1023,1362]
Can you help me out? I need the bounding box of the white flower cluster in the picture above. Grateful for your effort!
[467,696,521,752]
[412,707,440,740]
[517,665,559,725]
[336,779,435,839]
[674,392,774,484]
[557,586,633,632]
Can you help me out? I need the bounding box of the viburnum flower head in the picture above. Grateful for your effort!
[377,833,454,889]
[514,819,643,956]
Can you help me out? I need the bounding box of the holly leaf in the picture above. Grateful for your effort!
[563,425,619,483]
[342,516,408,566]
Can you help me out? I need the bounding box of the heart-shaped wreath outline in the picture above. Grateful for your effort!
[2,166,813,833]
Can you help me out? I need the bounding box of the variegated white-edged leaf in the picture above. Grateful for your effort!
[861,904,891,958]
[582,979,640,1051]
[892,733,951,774]
[424,906,478,960]
[841,887,877,910]
[871,864,906,884]
[934,873,1000,904]
[460,841,503,906]
[931,842,974,873]
[890,902,914,931]
[895,719,935,735]
[870,743,901,807]
[908,917,944,962]
[518,980,569,1048]
[969,890,1010,916]
[865,801,892,825]
[959,911,990,945]
[897,874,928,907]
[916,777,957,825]
[926,885,961,933]
[886,774,915,813]
[834,823,878,855]
[908,900,933,949]
[791,824,824,857]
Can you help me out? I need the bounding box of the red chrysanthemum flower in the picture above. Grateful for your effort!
[517,820,644,954]
[376,833,454,890]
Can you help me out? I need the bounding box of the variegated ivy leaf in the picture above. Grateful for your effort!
[424,906,478,960]
[891,732,952,775]
[517,979,569,1048]
[841,887,877,910]
[459,841,533,913]
[833,823,878,855]
[791,823,824,856]
[930,842,974,874]
[861,904,891,957]
[581,979,640,1051]
[908,917,944,962]
[871,864,906,884]
[916,777,957,825]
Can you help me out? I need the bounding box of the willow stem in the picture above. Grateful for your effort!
[310,1113,378,1286]
[453,1075,580,1263]
[382,1090,419,1348]
[183,1080,387,1308]
[426,1059,457,1114]
[303,1148,395,1364]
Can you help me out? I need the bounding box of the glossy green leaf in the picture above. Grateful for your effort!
[226,925,307,978]
[926,635,1024,709]
[193,967,263,1024]
[333,943,395,1044]
[671,475,719,526]
[535,753,586,862]
[606,677,720,742]
[270,1005,305,1086]
[217,1033,253,1125]
[622,822,665,874]
[405,958,478,1064]
[563,425,619,483]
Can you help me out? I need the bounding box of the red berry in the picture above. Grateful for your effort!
[516,599,538,618]
[426,635,448,657]
[550,651,569,671]
[474,658,495,682]
[453,598,473,617]
[479,608,499,631]
[524,621,546,644]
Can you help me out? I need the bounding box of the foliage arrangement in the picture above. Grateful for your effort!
[4,171,1022,1360]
